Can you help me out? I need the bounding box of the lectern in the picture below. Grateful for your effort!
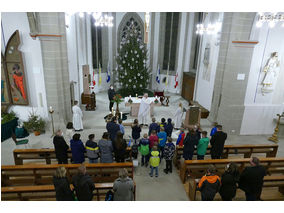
[184,106,201,129]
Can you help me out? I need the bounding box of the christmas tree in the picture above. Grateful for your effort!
[116,22,150,97]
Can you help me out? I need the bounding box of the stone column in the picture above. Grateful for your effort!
[34,12,72,129]
[208,12,256,134]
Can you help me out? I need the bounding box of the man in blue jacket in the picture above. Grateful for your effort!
[157,127,167,159]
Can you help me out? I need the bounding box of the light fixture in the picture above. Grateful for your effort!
[196,22,222,35]
[79,12,84,18]
[256,12,284,28]
[92,12,113,27]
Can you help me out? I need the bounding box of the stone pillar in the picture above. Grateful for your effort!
[34,12,72,129]
[208,12,256,134]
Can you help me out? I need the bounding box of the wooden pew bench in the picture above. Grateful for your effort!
[2,162,133,187]
[174,144,278,168]
[1,182,136,201]
[13,148,132,165]
[180,157,284,184]
[189,175,284,201]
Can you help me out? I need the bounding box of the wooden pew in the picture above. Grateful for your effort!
[180,157,284,184]
[189,176,284,201]
[174,144,278,168]
[2,162,133,187]
[1,182,136,201]
[13,147,132,165]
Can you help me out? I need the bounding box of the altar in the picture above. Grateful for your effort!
[124,97,161,117]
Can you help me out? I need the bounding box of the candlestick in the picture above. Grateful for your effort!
[48,107,55,138]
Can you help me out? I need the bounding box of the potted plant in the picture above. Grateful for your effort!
[112,94,123,117]
[23,110,46,136]
[1,111,18,142]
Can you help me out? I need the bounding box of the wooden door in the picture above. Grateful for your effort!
[181,72,195,102]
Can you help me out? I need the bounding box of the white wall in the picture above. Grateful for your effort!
[240,15,284,135]
[194,13,223,110]
[1,12,48,121]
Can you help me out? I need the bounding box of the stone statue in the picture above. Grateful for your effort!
[261,52,280,95]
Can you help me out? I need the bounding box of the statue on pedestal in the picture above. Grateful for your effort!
[261,52,280,95]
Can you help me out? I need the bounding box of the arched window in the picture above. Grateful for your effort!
[158,12,181,72]
[118,13,144,47]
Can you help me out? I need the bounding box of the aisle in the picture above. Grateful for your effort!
[133,156,189,201]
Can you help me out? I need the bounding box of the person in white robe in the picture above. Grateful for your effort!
[72,101,83,131]
[173,102,183,129]
[138,93,152,125]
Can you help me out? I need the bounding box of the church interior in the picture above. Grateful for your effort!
[1,8,284,203]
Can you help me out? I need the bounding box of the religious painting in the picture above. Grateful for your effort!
[4,30,29,105]
[202,43,211,82]
[1,54,12,106]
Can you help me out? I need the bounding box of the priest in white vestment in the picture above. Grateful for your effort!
[173,102,183,129]
[138,93,152,125]
[72,101,83,131]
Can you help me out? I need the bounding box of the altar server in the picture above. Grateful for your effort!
[173,102,183,129]
[138,93,152,125]
[72,101,83,131]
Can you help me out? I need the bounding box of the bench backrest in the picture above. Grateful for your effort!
[180,157,284,183]
[175,144,278,159]
[13,148,132,165]
[2,162,133,187]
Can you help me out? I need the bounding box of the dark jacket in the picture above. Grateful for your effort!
[210,131,227,158]
[72,173,95,201]
[53,135,69,162]
[132,124,141,140]
[197,174,221,201]
[219,171,240,200]
[53,176,74,201]
[164,142,175,160]
[106,121,120,142]
[114,139,127,161]
[148,122,159,136]
[239,165,266,194]
[165,119,174,137]
[85,140,99,160]
[183,132,199,154]
[70,139,85,164]
[108,88,115,101]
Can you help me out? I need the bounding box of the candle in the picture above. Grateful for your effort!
[49,106,53,112]
[136,93,137,97]
[120,112,122,118]
[109,111,112,115]
[155,96,157,99]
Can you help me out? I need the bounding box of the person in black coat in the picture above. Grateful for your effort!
[183,129,199,160]
[131,119,142,143]
[219,163,240,201]
[106,116,120,144]
[53,130,69,164]
[165,118,174,137]
[239,157,266,201]
[114,131,127,162]
[210,125,227,159]
[108,85,115,111]
[53,166,74,201]
[72,164,95,201]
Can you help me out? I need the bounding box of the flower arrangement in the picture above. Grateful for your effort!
[112,94,123,104]
[23,109,46,135]
[154,99,159,104]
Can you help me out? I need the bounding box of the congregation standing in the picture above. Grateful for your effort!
[52,98,268,201]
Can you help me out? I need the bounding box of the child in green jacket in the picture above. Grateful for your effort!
[149,146,160,177]
[197,131,209,160]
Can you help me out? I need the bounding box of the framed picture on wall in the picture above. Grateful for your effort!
[1,54,12,108]
[4,30,29,105]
